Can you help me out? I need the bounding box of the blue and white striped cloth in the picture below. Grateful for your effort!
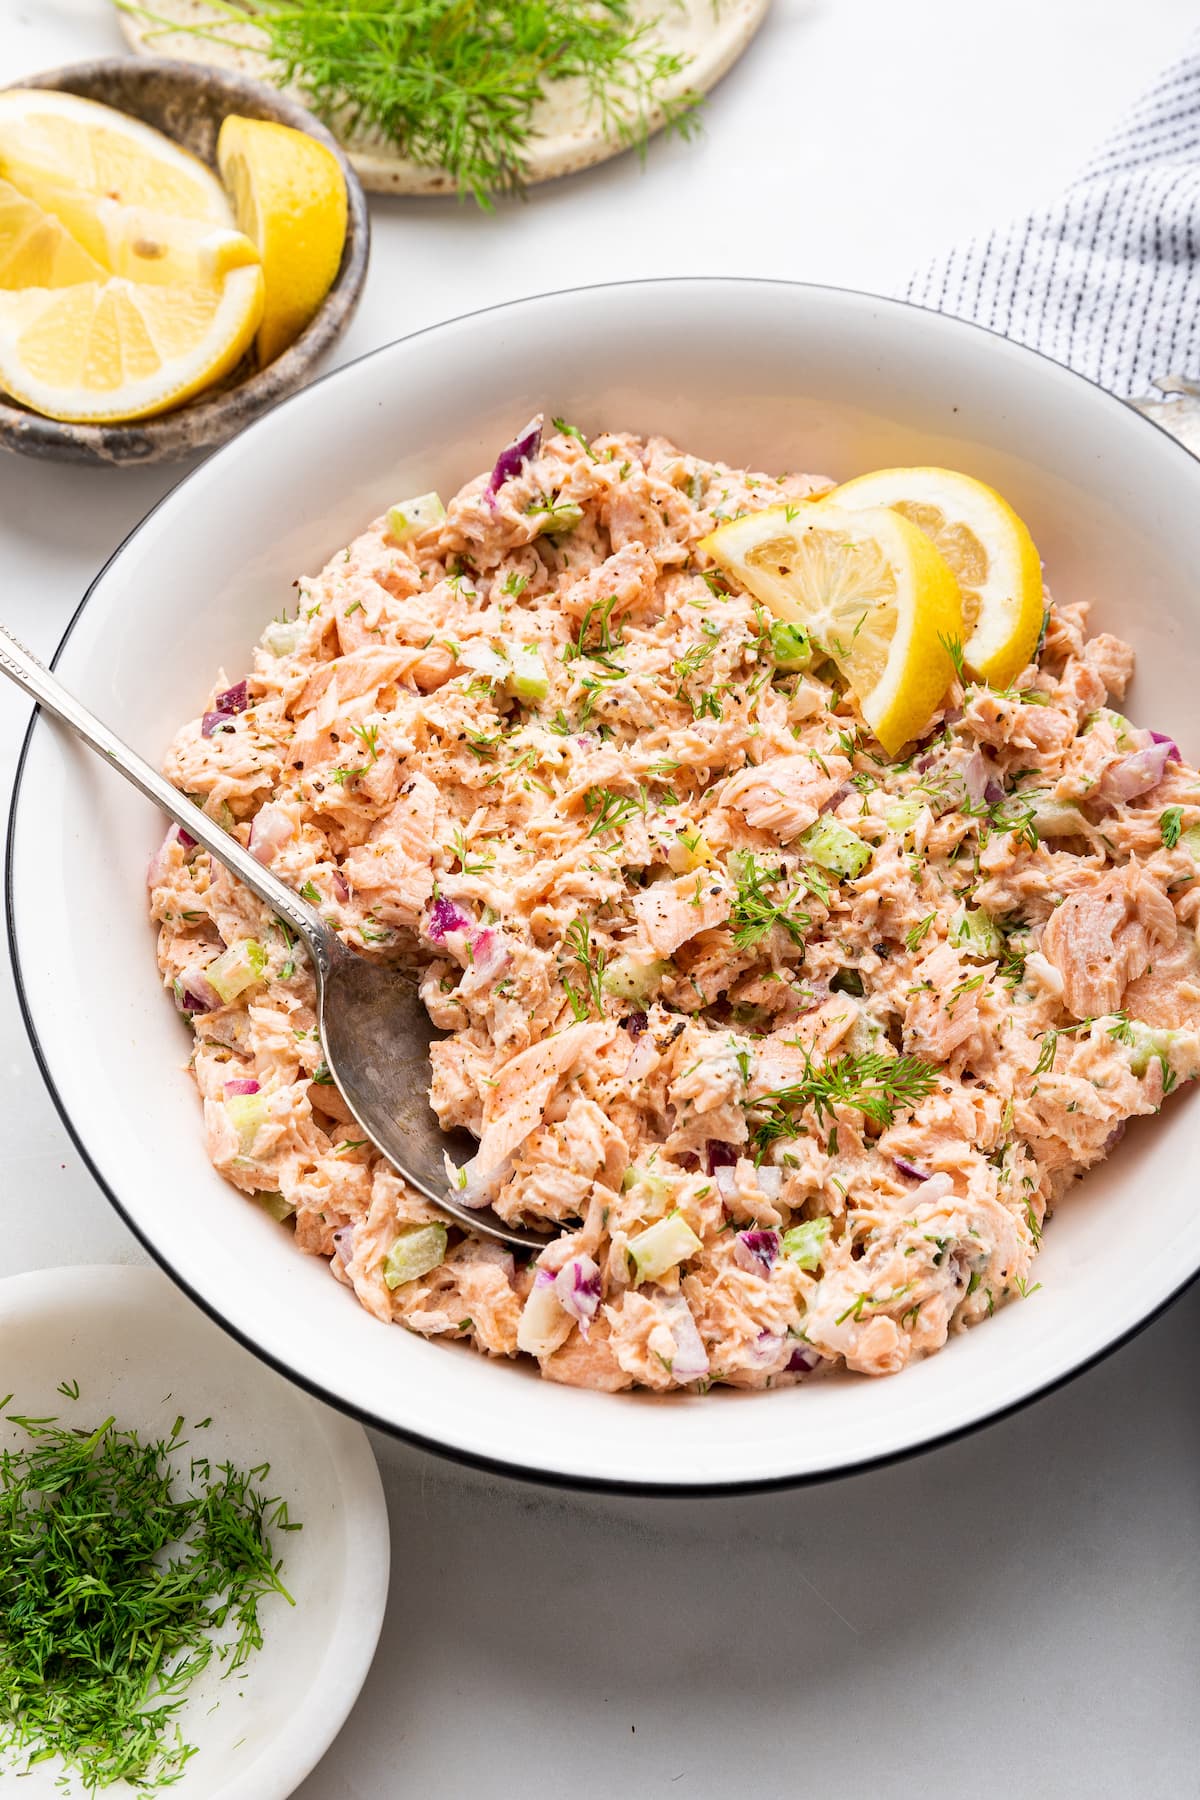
[905,35,1200,398]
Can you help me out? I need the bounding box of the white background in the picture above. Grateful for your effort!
[3,2,1200,1794]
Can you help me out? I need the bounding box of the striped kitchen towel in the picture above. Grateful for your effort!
[905,34,1200,399]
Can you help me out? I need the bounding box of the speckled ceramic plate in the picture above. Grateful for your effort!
[116,0,771,194]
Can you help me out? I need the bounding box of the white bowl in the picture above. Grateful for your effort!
[9,279,1200,1491]
[0,1264,389,1796]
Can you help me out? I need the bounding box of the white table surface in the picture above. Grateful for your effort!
[3,3,1200,1794]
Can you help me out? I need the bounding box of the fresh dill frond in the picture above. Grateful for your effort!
[121,0,702,207]
[752,1050,939,1146]
[561,915,607,1016]
[584,785,645,838]
[729,852,809,951]
[0,1398,297,1791]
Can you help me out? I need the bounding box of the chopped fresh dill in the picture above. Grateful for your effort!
[561,915,607,1018]
[752,1050,939,1146]
[1161,805,1184,848]
[729,852,809,950]
[0,1396,297,1792]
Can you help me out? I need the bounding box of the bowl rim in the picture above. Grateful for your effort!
[9,273,1200,1496]
[0,55,370,462]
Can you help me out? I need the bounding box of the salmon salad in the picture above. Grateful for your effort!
[149,418,1200,1393]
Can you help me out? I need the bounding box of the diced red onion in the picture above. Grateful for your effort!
[819,782,852,815]
[786,1345,820,1374]
[449,1150,507,1210]
[201,710,237,738]
[1103,1120,1127,1153]
[332,1224,355,1266]
[554,1254,602,1334]
[960,749,990,805]
[894,1156,932,1182]
[714,1165,738,1199]
[913,1172,956,1204]
[470,927,510,980]
[706,1140,738,1175]
[983,778,1005,805]
[427,896,472,941]
[624,1033,658,1081]
[1102,742,1172,801]
[621,1011,648,1038]
[332,871,350,903]
[755,1165,783,1200]
[1149,729,1181,763]
[745,1329,789,1370]
[175,970,220,1015]
[662,1297,708,1382]
[177,826,197,851]
[733,1228,780,1275]
[485,414,543,505]
[224,1077,260,1095]
[216,680,249,714]
[248,803,295,865]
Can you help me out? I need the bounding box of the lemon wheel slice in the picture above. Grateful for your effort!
[217,115,347,366]
[0,88,231,223]
[701,502,963,756]
[827,466,1044,689]
[0,265,265,423]
[0,177,107,288]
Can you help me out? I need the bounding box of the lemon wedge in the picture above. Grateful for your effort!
[827,467,1044,689]
[701,502,963,756]
[20,181,259,287]
[0,88,231,223]
[0,265,265,423]
[0,178,107,288]
[217,116,347,366]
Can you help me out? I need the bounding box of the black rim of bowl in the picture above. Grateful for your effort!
[7,275,1200,1495]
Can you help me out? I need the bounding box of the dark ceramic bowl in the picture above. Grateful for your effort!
[0,58,370,466]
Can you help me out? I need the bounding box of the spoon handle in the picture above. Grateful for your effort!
[0,620,325,952]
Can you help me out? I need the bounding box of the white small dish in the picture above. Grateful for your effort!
[9,278,1200,1491]
[0,1264,390,1799]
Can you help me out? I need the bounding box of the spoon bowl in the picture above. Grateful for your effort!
[0,623,545,1251]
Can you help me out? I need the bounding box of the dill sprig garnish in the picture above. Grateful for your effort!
[562,914,607,1017]
[0,1395,298,1791]
[122,0,702,206]
[752,1049,939,1147]
[729,852,809,951]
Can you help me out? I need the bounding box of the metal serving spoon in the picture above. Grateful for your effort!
[0,623,546,1251]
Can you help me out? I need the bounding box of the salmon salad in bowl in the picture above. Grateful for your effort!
[147,412,1200,1398]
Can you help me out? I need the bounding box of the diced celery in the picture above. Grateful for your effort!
[628,1211,702,1282]
[509,645,549,704]
[262,619,304,657]
[952,907,1003,961]
[768,620,812,671]
[206,939,267,1004]
[1181,824,1200,859]
[383,1222,448,1290]
[801,817,871,878]
[1124,1021,1181,1078]
[1029,794,1083,837]
[782,1216,830,1271]
[884,794,925,835]
[226,1092,268,1156]
[604,953,669,1002]
[257,1190,295,1222]
[620,1164,676,1204]
[386,491,445,544]
[535,500,584,537]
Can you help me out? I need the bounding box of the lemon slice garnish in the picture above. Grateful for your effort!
[216,115,347,366]
[701,502,963,756]
[0,265,265,423]
[0,177,107,288]
[0,88,231,222]
[827,466,1044,688]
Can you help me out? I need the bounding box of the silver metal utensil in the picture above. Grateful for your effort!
[0,623,546,1251]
